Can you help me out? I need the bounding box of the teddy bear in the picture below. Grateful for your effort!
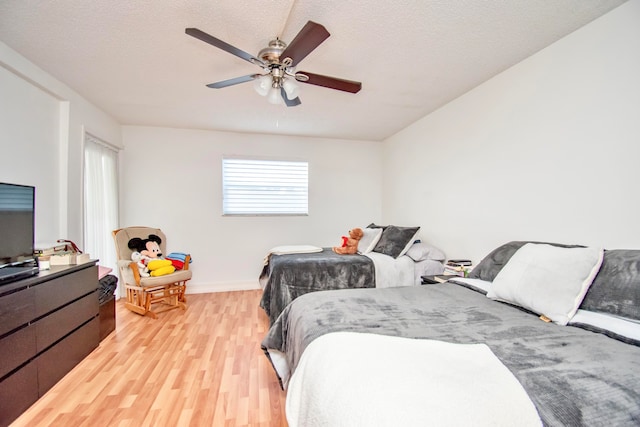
[128,234,176,277]
[332,227,364,255]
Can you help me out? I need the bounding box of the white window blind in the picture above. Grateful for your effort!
[222,158,308,215]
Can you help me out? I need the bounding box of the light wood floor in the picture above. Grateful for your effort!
[11,290,288,427]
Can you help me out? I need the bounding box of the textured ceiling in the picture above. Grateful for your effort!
[0,0,627,141]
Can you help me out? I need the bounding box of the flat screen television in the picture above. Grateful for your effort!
[0,182,38,284]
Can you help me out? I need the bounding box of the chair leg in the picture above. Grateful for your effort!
[123,281,189,318]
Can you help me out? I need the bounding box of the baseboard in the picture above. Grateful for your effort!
[186,280,261,294]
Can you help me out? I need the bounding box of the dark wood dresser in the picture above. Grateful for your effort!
[0,262,99,426]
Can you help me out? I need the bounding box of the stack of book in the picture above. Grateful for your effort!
[34,242,90,266]
[432,275,454,283]
[444,259,473,277]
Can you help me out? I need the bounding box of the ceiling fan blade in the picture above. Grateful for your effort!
[280,21,330,67]
[297,72,362,93]
[206,74,256,89]
[186,28,264,67]
[281,87,302,107]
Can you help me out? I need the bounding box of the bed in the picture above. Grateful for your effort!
[259,224,446,325]
[261,241,640,426]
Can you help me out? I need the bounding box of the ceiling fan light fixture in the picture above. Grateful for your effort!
[253,74,271,96]
[267,87,282,105]
[282,78,300,100]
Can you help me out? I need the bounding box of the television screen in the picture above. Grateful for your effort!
[0,182,35,267]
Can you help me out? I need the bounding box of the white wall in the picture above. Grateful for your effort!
[121,126,382,292]
[0,42,122,249]
[0,64,60,245]
[382,1,640,264]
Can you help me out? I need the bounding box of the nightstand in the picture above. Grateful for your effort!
[421,274,459,285]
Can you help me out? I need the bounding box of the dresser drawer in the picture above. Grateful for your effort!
[34,265,98,317]
[35,290,98,352]
[0,323,36,379]
[35,316,99,395]
[0,287,35,336]
[0,360,38,427]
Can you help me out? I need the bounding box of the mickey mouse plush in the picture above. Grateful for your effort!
[128,234,176,277]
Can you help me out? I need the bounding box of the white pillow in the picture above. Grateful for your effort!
[269,245,323,255]
[487,243,604,325]
[357,227,383,254]
[405,242,446,262]
[570,309,640,343]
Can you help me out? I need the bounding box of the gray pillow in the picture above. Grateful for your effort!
[366,223,387,230]
[579,249,640,321]
[469,241,584,282]
[468,241,528,282]
[372,225,420,258]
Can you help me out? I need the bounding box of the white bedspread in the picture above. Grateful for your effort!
[364,251,415,288]
[268,245,323,255]
[286,332,542,427]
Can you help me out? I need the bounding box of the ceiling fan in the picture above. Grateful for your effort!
[185,21,362,107]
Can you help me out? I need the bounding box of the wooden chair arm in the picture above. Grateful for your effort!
[128,261,142,286]
[183,254,191,271]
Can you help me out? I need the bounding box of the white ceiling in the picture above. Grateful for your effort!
[0,0,627,141]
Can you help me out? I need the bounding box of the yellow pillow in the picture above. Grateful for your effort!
[147,259,175,276]
[150,265,175,277]
[147,259,172,270]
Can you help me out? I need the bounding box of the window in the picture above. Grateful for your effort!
[222,158,308,215]
[83,133,119,278]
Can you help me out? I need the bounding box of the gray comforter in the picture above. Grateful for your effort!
[261,282,640,426]
[259,248,375,325]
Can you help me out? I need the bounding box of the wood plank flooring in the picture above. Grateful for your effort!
[11,290,288,427]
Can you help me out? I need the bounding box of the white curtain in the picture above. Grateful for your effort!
[83,134,119,284]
